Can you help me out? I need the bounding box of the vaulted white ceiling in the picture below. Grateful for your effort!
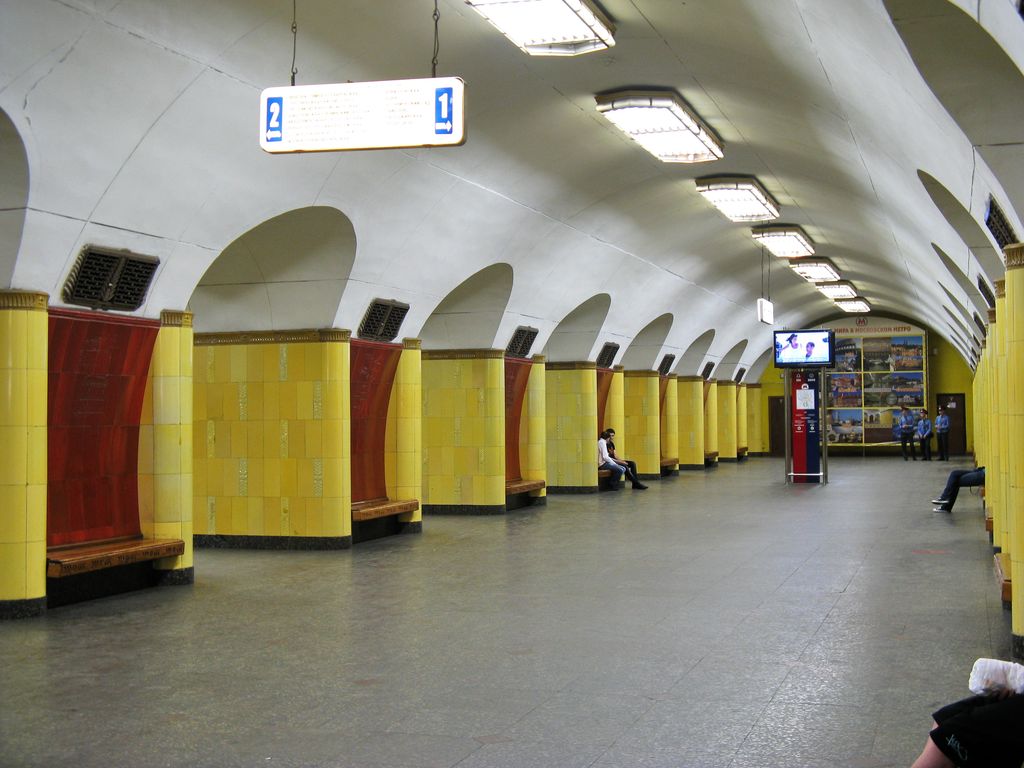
[1,0,1021,373]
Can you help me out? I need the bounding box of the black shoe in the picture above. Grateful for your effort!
[932,506,950,513]
[931,498,947,504]
[633,483,648,490]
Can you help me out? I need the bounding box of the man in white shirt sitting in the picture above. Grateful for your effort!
[598,428,648,490]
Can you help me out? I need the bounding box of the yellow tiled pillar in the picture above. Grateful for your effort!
[704,379,719,466]
[146,311,195,582]
[322,330,352,542]
[521,356,547,499]
[394,338,423,528]
[996,282,1011,557]
[0,291,47,619]
[1003,245,1024,657]
[623,370,661,479]
[737,383,749,459]
[747,383,763,456]
[988,307,1005,553]
[717,380,738,461]
[422,349,506,514]
[660,375,679,473]
[605,365,625,451]
[974,344,987,473]
[677,376,705,470]
[545,362,599,492]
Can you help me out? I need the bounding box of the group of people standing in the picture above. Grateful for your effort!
[897,404,951,461]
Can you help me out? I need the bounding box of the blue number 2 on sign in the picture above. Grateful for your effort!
[266,97,283,142]
[435,87,453,135]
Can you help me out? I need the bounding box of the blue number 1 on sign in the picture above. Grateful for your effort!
[435,87,453,135]
[266,97,283,142]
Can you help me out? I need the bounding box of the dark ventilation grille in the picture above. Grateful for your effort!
[701,362,715,380]
[734,367,747,383]
[63,247,158,311]
[973,312,987,337]
[977,277,996,308]
[596,343,619,369]
[358,299,409,342]
[657,354,675,376]
[985,197,1018,250]
[505,326,539,358]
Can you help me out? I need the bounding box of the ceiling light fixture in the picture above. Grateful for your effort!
[789,258,841,283]
[695,176,779,222]
[815,280,858,300]
[595,90,724,163]
[464,0,615,56]
[835,298,871,313]
[751,225,815,258]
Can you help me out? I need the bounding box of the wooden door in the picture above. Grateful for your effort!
[936,392,967,456]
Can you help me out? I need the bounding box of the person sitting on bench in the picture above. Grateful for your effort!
[599,428,648,490]
[932,467,984,514]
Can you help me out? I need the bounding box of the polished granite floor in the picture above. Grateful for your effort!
[0,456,1008,768]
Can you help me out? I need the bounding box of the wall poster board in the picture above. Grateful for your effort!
[824,318,927,446]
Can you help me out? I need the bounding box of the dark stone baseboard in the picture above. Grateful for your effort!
[547,485,599,494]
[678,463,705,471]
[506,493,547,511]
[194,534,352,550]
[719,457,739,463]
[423,504,507,515]
[1014,634,1024,662]
[155,567,194,586]
[399,521,423,534]
[638,473,661,481]
[0,596,46,620]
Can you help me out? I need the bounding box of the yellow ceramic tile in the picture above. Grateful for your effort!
[279,382,298,421]
[305,498,323,535]
[297,459,314,498]
[304,344,323,381]
[0,485,26,543]
[322,458,343,498]
[246,496,264,534]
[296,381,314,421]
[153,375,181,424]
[24,540,45,598]
[0,541,28,598]
[25,484,46,542]
[260,344,278,382]
[0,426,27,485]
[229,497,248,534]
[26,313,47,372]
[304,420,323,458]
[288,420,306,458]
[0,311,27,372]
[24,369,47,427]
[0,369,26,426]
[279,458,298,497]
[154,474,182,522]
[25,426,46,486]
[322,497,347,537]
[153,424,182,475]
[246,458,264,497]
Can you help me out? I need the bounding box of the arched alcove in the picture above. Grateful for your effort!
[542,294,611,362]
[716,339,749,382]
[189,207,356,332]
[745,348,774,383]
[918,171,1002,283]
[419,263,514,349]
[886,2,1024,212]
[676,329,716,375]
[0,110,29,288]
[931,243,989,316]
[619,314,673,370]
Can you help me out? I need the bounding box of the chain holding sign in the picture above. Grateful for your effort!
[260,77,466,153]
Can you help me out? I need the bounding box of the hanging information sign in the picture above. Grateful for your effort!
[259,76,466,153]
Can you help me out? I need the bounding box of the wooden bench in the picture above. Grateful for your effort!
[46,537,185,578]
[505,478,545,495]
[352,498,419,522]
[597,468,621,490]
[995,552,1011,609]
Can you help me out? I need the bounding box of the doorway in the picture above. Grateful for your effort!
[935,392,967,456]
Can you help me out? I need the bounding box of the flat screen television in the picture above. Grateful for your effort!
[773,329,835,368]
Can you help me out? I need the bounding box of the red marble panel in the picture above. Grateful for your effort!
[47,310,160,547]
[504,358,532,481]
[349,340,401,503]
[596,368,613,435]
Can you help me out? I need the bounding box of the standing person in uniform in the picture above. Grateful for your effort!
[917,408,933,461]
[601,428,648,490]
[899,405,918,461]
[935,406,951,461]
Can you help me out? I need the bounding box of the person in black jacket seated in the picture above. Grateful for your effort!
[601,428,648,490]
[932,467,984,513]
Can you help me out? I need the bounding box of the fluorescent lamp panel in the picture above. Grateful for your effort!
[596,92,723,163]
[789,259,841,283]
[835,298,871,313]
[815,280,857,300]
[696,177,779,222]
[465,0,615,56]
[751,226,814,258]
